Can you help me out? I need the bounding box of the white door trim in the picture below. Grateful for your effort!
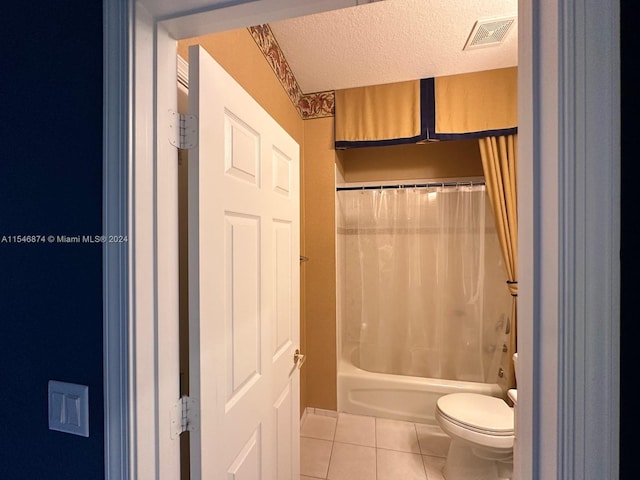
[517,0,620,478]
[121,2,362,478]
[103,0,621,478]
[103,0,132,478]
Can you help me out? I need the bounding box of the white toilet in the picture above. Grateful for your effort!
[435,354,518,480]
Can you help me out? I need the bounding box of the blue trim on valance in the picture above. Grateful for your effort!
[432,127,518,141]
[420,78,430,140]
[423,77,436,141]
[335,134,427,150]
[423,77,517,141]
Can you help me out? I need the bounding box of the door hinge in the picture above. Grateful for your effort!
[170,395,199,439]
[168,110,198,150]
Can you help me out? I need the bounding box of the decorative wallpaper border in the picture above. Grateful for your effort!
[248,24,335,119]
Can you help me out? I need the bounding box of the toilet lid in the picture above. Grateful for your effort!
[437,393,514,435]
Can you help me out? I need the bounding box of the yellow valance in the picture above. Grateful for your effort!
[431,67,517,140]
[334,80,426,149]
[334,67,517,149]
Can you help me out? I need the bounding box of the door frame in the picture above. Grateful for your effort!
[103,0,620,478]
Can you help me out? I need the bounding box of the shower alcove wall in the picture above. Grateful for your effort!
[335,140,513,425]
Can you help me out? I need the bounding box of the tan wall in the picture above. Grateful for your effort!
[302,117,337,410]
[338,139,483,183]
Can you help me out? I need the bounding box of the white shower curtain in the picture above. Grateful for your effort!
[337,185,511,383]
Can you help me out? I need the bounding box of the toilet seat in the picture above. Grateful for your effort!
[436,393,514,451]
[437,393,514,435]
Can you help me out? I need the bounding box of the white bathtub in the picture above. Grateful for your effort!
[337,345,504,425]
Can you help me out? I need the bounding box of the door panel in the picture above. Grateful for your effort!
[225,214,261,404]
[188,44,300,479]
[227,427,261,480]
[274,383,293,480]
[274,220,293,358]
[224,112,261,185]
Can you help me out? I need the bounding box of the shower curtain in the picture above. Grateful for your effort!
[337,185,511,383]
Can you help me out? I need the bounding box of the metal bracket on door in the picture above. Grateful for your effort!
[168,110,198,150]
[170,395,199,439]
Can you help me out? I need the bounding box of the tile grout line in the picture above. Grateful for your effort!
[414,422,430,480]
[374,416,378,480]
[300,412,335,479]
[304,413,448,480]
[324,412,339,480]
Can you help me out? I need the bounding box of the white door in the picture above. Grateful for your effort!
[188,44,301,479]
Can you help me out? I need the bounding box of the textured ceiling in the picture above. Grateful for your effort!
[268,0,518,93]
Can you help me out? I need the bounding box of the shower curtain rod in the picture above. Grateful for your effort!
[336,180,486,192]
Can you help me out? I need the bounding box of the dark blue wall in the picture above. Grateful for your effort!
[0,1,104,478]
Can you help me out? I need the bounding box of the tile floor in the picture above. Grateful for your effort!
[300,411,451,480]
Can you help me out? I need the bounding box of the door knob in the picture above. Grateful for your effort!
[293,349,306,369]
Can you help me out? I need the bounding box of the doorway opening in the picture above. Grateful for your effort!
[116,0,621,478]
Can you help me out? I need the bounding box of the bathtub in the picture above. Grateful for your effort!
[337,345,503,425]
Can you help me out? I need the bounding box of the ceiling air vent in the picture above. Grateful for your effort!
[463,16,516,50]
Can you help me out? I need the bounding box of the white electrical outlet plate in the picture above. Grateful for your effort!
[48,380,89,437]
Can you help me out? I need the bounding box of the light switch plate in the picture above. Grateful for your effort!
[48,380,89,437]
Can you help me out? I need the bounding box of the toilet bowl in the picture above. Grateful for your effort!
[436,393,514,480]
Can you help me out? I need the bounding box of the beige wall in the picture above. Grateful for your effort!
[302,117,337,410]
[338,139,483,183]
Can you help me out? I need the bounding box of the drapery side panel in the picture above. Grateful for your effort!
[479,134,518,389]
[428,67,518,140]
[335,80,426,148]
